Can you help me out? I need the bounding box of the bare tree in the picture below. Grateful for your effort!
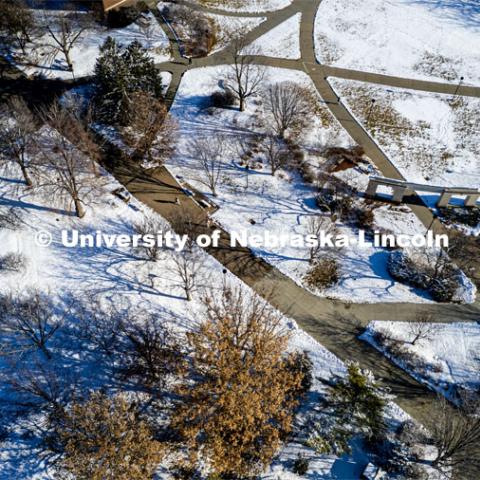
[123,92,177,165]
[58,92,103,176]
[7,360,76,415]
[0,0,36,56]
[38,101,104,218]
[133,214,168,261]
[167,206,203,241]
[225,36,265,112]
[263,133,289,175]
[43,11,92,76]
[408,313,435,345]
[187,135,225,197]
[75,297,124,358]
[0,97,39,187]
[231,135,255,168]
[0,291,64,359]
[430,395,480,478]
[306,215,337,263]
[172,247,203,301]
[138,18,155,47]
[119,315,185,390]
[265,81,313,138]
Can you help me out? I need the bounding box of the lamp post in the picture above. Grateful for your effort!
[453,76,464,97]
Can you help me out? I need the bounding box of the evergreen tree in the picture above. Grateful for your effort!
[308,362,387,455]
[94,37,162,124]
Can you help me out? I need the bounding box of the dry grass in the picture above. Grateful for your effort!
[413,51,459,82]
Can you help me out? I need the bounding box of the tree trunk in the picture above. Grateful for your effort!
[74,198,85,218]
[40,344,52,360]
[65,50,73,72]
[20,164,33,187]
[239,96,245,112]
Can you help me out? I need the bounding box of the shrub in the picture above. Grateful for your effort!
[309,362,387,456]
[292,455,309,475]
[355,206,375,230]
[438,207,480,228]
[0,208,22,230]
[315,190,353,221]
[388,248,475,303]
[292,149,305,163]
[0,252,26,272]
[188,17,217,57]
[56,392,164,479]
[304,258,339,289]
[106,3,148,28]
[210,89,236,108]
[119,317,185,390]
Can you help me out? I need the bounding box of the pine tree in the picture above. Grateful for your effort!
[94,37,163,125]
[308,362,387,455]
[330,362,387,441]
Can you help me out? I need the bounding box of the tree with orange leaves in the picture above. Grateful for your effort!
[172,285,306,477]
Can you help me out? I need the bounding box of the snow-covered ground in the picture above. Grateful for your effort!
[362,321,480,404]
[315,0,480,84]
[210,13,266,54]
[189,0,293,13]
[13,12,171,80]
[166,66,438,304]
[158,2,266,56]
[243,13,301,59]
[331,79,480,194]
[0,121,416,478]
[160,71,173,94]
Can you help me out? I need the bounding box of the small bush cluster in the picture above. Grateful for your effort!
[0,208,22,230]
[106,2,149,28]
[322,145,366,172]
[438,207,480,228]
[210,89,236,108]
[161,5,217,57]
[296,158,316,184]
[355,206,375,228]
[292,455,309,475]
[0,252,26,272]
[304,257,339,289]
[388,249,471,303]
[315,190,353,221]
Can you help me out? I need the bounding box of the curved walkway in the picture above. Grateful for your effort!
[135,0,480,427]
